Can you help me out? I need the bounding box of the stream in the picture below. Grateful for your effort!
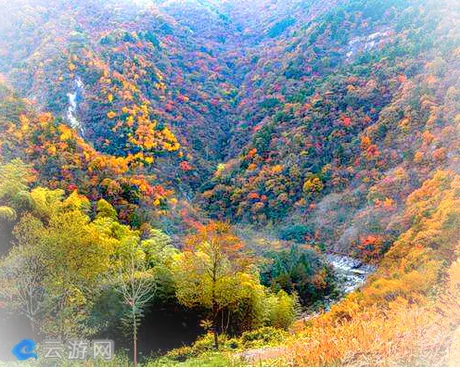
[319,253,376,312]
[66,76,84,134]
[326,253,376,294]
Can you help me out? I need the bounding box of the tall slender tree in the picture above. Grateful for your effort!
[114,237,156,366]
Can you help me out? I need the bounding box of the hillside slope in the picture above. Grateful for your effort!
[200,0,460,260]
[0,0,459,366]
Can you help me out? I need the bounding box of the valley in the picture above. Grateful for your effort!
[0,0,459,366]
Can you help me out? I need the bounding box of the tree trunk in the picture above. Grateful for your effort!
[211,260,219,350]
[133,308,138,366]
[212,305,219,350]
[213,325,219,350]
[133,337,137,367]
[30,317,35,334]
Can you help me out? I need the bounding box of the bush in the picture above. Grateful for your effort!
[264,291,298,330]
[190,333,218,354]
[163,346,196,362]
[240,327,288,348]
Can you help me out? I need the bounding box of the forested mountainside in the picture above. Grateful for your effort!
[201,0,460,257]
[0,0,459,366]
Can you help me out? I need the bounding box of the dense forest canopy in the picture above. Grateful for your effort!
[0,0,459,366]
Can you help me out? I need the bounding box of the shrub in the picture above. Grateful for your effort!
[240,327,288,348]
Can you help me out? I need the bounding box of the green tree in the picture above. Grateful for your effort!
[0,188,124,338]
[265,290,297,329]
[0,159,32,222]
[171,222,259,349]
[107,219,176,366]
[0,214,46,334]
[261,245,333,305]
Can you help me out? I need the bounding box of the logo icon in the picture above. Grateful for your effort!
[12,339,38,361]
